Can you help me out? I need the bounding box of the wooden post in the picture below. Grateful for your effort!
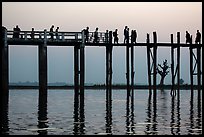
[74,45,80,98]
[189,47,193,91]
[38,29,48,135]
[197,46,201,108]
[39,29,47,95]
[153,32,157,103]
[146,33,151,94]
[80,46,85,105]
[105,31,113,134]
[197,47,201,91]
[130,45,134,106]
[177,32,180,91]
[1,26,9,135]
[126,44,130,103]
[171,34,175,91]
[1,26,9,97]
[80,30,85,115]
[106,46,113,102]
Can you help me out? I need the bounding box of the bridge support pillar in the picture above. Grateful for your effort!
[1,26,9,135]
[146,32,157,102]
[73,30,85,134]
[189,45,202,94]
[170,32,180,96]
[126,44,134,109]
[38,30,48,131]
[106,44,113,134]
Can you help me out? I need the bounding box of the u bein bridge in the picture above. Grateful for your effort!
[1,27,202,134]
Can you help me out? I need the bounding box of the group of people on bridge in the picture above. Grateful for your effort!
[186,30,201,44]
[10,25,201,45]
[83,26,138,44]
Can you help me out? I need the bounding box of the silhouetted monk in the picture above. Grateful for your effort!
[93,27,99,43]
[124,26,128,43]
[55,27,59,40]
[30,28,35,39]
[105,30,109,43]
[113,29,119,44]
[126,28,129,44]
[49,25,54,39]
[84,27,89,42]
[13,25,21,38]
[195,30,201,44]
[186,31,191,44]
[131,30,137,44]
[134,30,137,43]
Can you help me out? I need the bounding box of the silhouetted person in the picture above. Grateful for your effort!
[30,28,35,39]
[126,28,129,44]
[131,30,136,44]
[49,25,54,40]
[93,27,99,43]
[84,27,89,42]
[134,30,137,43]
[55,27,59,40]
[186,31,191,44]
[13,27,17,38]
[13,25,21,38]
[105,30,109,43]
[124,26,128,43]
[195,30,201,44]
[113,29,119,44]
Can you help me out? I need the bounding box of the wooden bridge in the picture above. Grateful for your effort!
[1,27,202,134]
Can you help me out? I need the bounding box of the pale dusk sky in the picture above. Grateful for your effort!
[2,2,202,84]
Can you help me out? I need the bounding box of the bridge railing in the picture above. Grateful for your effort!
[6,30,83,42]
[6,30,109,43]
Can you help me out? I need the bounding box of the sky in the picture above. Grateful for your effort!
[2,2,202,85]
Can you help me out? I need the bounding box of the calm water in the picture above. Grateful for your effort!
[2,89,202,135]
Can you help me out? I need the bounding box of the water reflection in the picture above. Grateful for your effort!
[105,95,112,134]
[1,93,9,135]
[188,89,202,135]
[126,88,135,135]
[105,87,112,135]
[170,90,181,135]
[73,89,85,135]
[37,90,48,135]
[145,89,157,135]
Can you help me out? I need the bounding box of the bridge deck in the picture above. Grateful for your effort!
[7,38,202,47]
[5,30,202,47]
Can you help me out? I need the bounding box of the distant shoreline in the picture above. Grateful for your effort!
[9,85,201,90]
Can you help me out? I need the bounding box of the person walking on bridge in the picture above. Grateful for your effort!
[93,27,99,43]
[84,27,89,42]
[195,30,201,44]
[55,27,60,40]
[113,29,119,44]
[49,25,54,40]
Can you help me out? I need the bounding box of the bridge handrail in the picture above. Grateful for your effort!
[6,30,108,43]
